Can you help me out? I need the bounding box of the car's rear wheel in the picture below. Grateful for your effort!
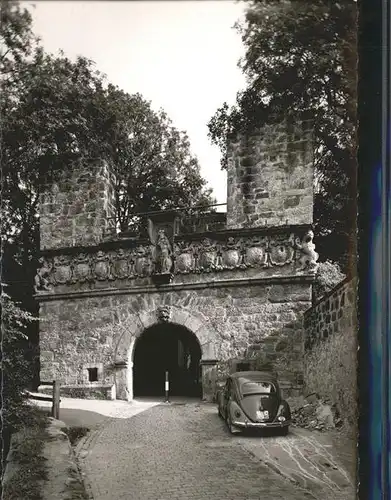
[227,413,241,435]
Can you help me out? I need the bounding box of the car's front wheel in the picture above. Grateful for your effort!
[279,426,289,436]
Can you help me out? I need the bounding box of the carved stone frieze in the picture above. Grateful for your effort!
[128,253,136,277]
[174,241,196,274]
[198,238,220,272]
[134,245,153,277]
[34,257,53,293]
[111,248,131,279]
[243,236,268,268]
[72,253,91,283]
[295,230,319,273]
[221,237,242,269]
[35,228,319,291]
[152,229,173,274]
[52,255,72,284]
[268,233,295,267]
[94,250,111,281]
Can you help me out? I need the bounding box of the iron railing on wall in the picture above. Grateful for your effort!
[114,203,228,237]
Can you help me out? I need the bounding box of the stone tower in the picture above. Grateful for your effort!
[39,159,116,250]
[226,118,314,229]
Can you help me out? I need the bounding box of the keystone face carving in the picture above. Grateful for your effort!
[157,306,171,322]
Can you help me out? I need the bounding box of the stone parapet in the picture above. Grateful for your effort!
[38,384,116,400]
[34,225,319,296]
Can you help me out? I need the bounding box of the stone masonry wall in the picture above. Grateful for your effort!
[303,278,358,428]
[40,159,116,250]
[39,282,311,400]
[303,277,357,348]
[227,119,314,229]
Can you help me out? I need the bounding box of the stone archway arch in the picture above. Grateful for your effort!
[113,306,220,401]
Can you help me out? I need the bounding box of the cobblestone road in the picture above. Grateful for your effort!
[78,402,315,500]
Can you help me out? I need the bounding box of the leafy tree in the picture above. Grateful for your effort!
[1,2,213,243]
[208,0,357,276]
[1,2,213,261]
[312,260,346,302]
[1,2,213,384]
[0,292,37,425]
[0,289,38,479]
[95,86,214,230]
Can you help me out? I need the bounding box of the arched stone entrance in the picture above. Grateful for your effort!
[133,323,202,398]
[113,306,219,401]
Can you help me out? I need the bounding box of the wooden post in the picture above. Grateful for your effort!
[52,380,60,419]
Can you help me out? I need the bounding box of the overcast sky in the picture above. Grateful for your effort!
[29,1,246,205]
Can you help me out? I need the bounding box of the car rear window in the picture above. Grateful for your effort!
[239,379,276,395]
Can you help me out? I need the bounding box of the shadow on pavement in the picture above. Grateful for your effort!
[39,406,108,430]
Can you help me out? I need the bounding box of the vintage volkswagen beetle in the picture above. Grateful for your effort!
[216,371,291,435]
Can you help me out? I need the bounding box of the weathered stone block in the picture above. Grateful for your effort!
[39,352,54,367]
[256,192,270,199]
[269,284,312,303]
[283,195,301,208]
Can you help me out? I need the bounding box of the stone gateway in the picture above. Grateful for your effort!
[36,118,319,401]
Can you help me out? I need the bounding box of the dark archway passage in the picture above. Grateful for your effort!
[133,323,202,398]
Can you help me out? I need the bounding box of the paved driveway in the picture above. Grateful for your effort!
[76,401,325,500]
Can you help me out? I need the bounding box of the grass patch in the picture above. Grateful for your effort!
[63,465,90,500]
[2,407,50,500]
[62,426,90,446]
[2,410,90,500]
